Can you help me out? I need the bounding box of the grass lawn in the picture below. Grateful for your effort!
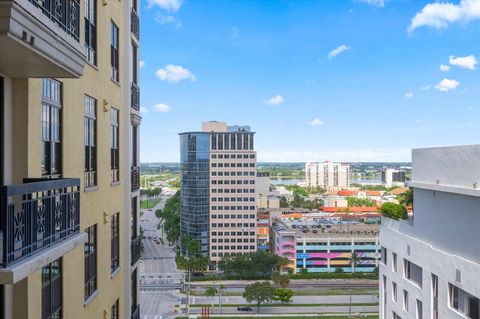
[140,198,160,209]
[190,303,378,308]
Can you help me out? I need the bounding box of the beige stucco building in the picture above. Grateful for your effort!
[180,122,257,266]
[305,161,350,190]
[0,0,141,316]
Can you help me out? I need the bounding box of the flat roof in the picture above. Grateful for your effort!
[273,218,379,239]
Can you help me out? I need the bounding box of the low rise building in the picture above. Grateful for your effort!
[380,145,480,319]
[272,217,380,274]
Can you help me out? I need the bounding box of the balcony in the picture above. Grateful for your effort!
[131,236,141,266]
[131,82,140,111]
[131,166,140,192]
[131,304,140,319]
[131,8,139,40]
[0,0,85,77]
[0,178,87,284]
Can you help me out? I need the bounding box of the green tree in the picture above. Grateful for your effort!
[273,288,294,304]
[347,197,376,207]
[334,267,344,273]
[253,251,288,279]
[278,275,290,288]
[380,202,408,220]
[299,268,308,276]
[280,196,288,208]
[397,189,413,207]
[158,191,181,244]
[218,284,226,313]
[205,286,218,299]
[271,272,290,288]
[243,282,275,313]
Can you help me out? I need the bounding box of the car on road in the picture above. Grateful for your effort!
[237,306,252,311]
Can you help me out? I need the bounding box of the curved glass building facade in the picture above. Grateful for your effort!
[179,132,210,254]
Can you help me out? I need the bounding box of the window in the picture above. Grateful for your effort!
[131,197,138,238]
[41,79,62,177]
[403,290,409,311]
[392,252,397,272]
[383,276,387,319]
[132,125,138,166]
[392,282,398,302]
[110,21,119,81]
[380,247,387,265]
[404,259,422,287]
[110,108,119,182]
[111,299,119,319]
[42,259,62,319]
[416,299,423,319]
[84,0,96,64]
[131,270,138,311]
[84,96,97,188]
[449,283,479,318]
[84,225,97,300]
[132,43,138,84]
[432,274,438,319]
[111,213,120,273]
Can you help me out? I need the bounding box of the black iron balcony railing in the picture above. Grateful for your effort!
[0,178,80,267]
[131,236,142,266]
[131,82,140,111]
[131,8,140,40]
[131,304,140,319]
[27,0,80,41]
[131,166,140,192]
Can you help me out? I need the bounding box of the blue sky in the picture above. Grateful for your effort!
[139,0,480,162]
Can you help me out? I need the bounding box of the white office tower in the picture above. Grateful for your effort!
[379,145,480,319]
[305,161,350,189]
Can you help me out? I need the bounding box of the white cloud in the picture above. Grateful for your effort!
[328,45,351,59]
[153,103,172,112]
[309,118,323,127]
[357,0,385,8]
[140,61,145,68]
[155,64,196,83]
[449,55,478,70]
[140,106,149,113]
[408,0,480,32]
[147,0,182,11]
[420,85,431,91]
[265,95,285,106]
[439,64,450,72]
[404,92,414,98]
[435,78,460,92]
[155,14,182,28]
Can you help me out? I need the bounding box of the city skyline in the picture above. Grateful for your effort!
[139,0,480,162]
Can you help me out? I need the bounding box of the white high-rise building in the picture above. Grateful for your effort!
[305,161,350,189]
[379,145,480,319]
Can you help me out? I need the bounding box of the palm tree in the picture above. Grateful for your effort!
[205,286,218,310]
[350,252,359,274]
[218,284,226,314]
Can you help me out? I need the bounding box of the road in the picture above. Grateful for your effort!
[189,305,378,315]
[138,194,378,318]
[189,294,378,305]
[139,194,184,319]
